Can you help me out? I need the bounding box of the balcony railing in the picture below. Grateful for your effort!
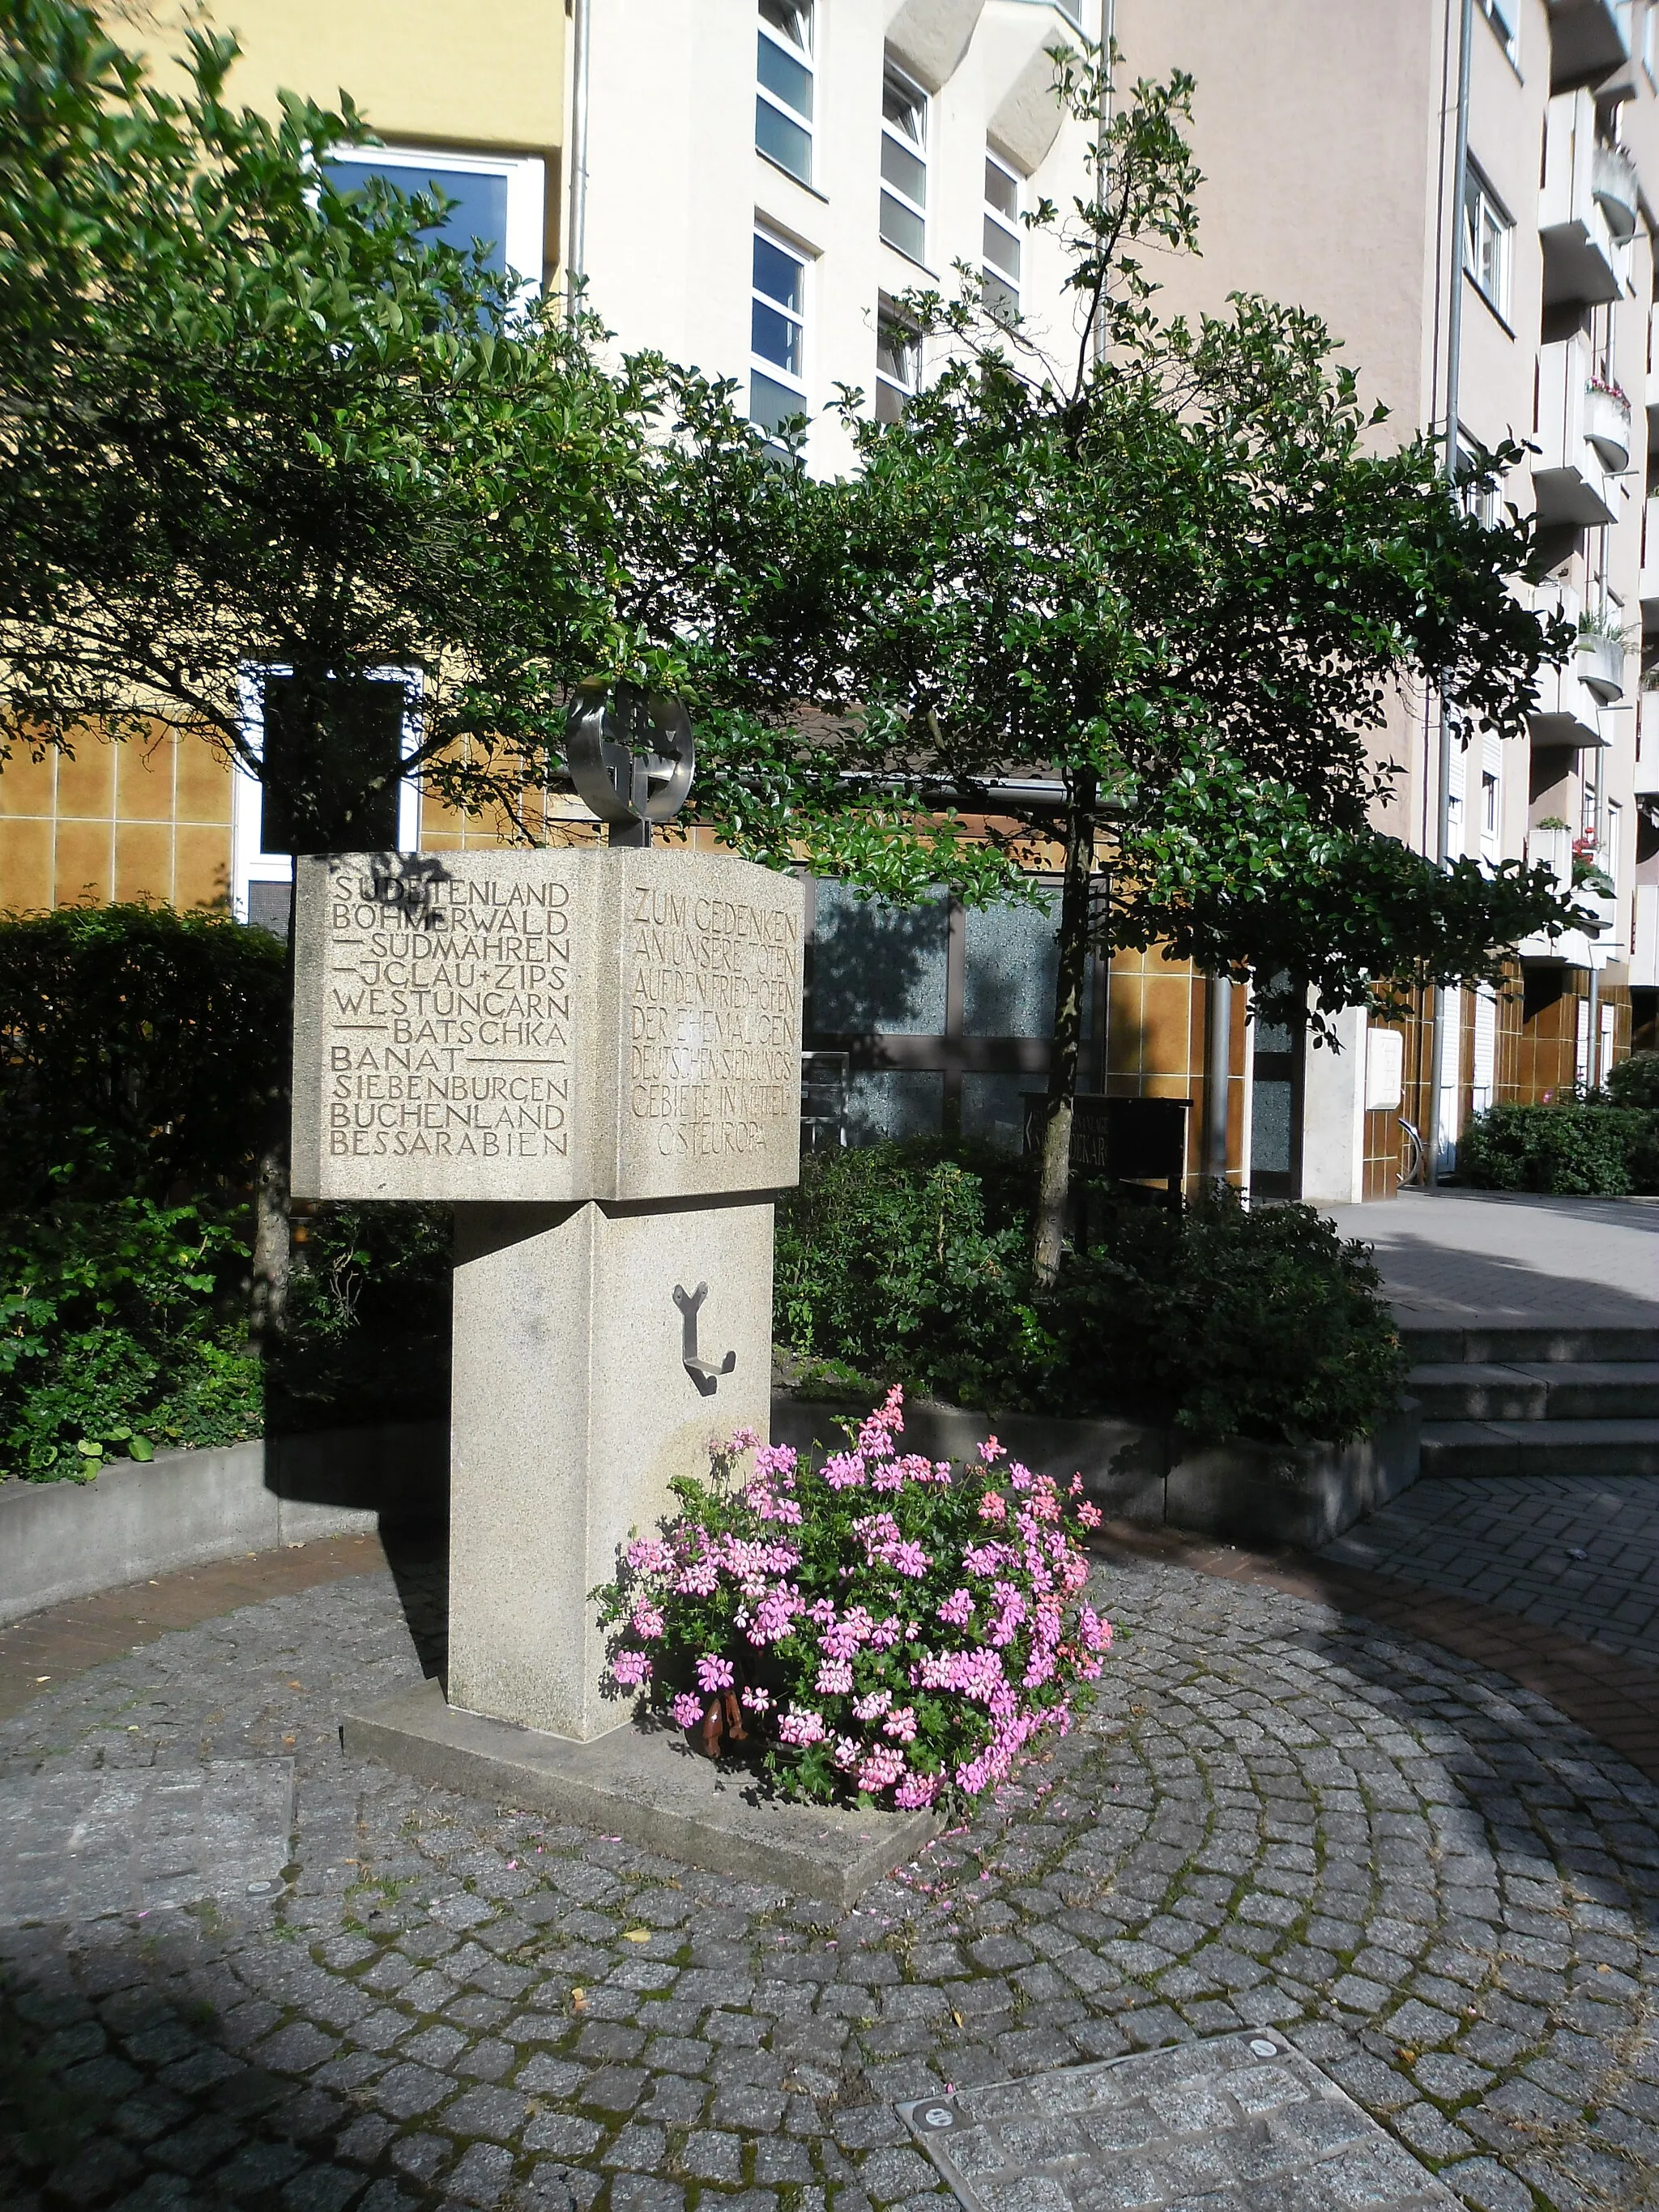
[1542,91,1625,305]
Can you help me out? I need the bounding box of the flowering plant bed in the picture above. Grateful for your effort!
[593,1388,1111,1811]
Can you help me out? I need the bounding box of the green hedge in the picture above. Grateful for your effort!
[1458,1087,1659,1196]
[776,1143,1405,1447]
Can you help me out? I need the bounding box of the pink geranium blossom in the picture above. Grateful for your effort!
[611,1651,651,1688]
[671,1692,705,1729]
[696,1654,735,1693]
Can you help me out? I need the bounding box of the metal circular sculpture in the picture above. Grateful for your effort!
[566,681,695,829]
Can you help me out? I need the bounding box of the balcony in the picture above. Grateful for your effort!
[1542,92,1626,305]
[1576,625,1627,699]
[1546,0,1631,93]
[1639,534,1659,633]
[1533,339,1623,528]
[1517,820,1594,964]
[1592,139,1640,240]
[1529,656,1613,748]
[1584,380,1632,470]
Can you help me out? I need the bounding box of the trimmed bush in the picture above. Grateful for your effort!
[1457,1101,1649,1195]
[776,1144,1405,1447]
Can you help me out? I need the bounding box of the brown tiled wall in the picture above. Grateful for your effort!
[0,735,233,913]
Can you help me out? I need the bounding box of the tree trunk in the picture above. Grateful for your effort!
[1032,774,1098,1289]
[249,879,296,1354]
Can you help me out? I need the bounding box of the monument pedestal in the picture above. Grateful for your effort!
[447,1194,774,1743]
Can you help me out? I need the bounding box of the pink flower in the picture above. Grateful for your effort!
[777,1705,827,1745]
[964,1542,1008,1578]
[676,1556,719,1596]
[816,1658,854,1695]
[936,1588,975,1627]
[1077,1501,1102,1530]
[977,1437,1006,1464]
[859,1745,906,1792]
[894,1772,940,1809]
[856,1387,906,1458]
[630,1604,665,1641]
[832,1735,863,1771]
[671,1691,705,1729]
[611,1651,651,1688]
[626,1537,674,1573]
[852,1688,893,1721]
[978,1490,1008,1523]
[882,1705,918,1743]
[748,1587,804,1645]
[740,1685,772,1713]
[728,1426,761,1451]
[821,1452,868,1490]
[696,1654,735,1694]
[753,1443,799,1480]
[889,1541,930,1579]
[1078,1605,1113,1653]
[868,1615,903,1652]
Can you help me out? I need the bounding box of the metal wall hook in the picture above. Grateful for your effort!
[673,1281,735,1396]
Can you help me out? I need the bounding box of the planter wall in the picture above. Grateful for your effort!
[773,1395,1421,1552]
[0,1392,1418,1631]
[0,1421,446,1629]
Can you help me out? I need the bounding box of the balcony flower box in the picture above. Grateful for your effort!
[1576,628,1626,701]
[1584,379,1631,472]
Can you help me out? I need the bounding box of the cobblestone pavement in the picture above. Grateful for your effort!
[2,1554,1657,2212]
[1322,1477,1659,1670]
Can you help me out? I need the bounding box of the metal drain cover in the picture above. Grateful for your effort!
[898,2031,1454,2210]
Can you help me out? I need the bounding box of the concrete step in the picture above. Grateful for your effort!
[1420,1418,1659,1479]
[1401,1324,1659,1367]
[1408,1362,1659,1422]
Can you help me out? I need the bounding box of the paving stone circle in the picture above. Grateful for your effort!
[0,1549,1656,2212]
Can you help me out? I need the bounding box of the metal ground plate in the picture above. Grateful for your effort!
[0,1757,293,1924]
[898,2029,1455,2211]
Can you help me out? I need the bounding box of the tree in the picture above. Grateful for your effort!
[0,0,826,1332]
[725,46,1576,1282]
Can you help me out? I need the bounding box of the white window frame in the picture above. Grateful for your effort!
[328,143,545,288]
[230,666,423,926]
[756,0,814,186]
[1462,164,1513,319]
[1479,0,1520,66]
[874,300,919,423]
[983,147,1022,322]
[880,62,929,266]
[750,226,809,436]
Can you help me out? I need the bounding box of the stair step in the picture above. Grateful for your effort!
[1407,1362,1659,1422]
[1401,1324,1659,1367]
[1421,1419,1659,1479]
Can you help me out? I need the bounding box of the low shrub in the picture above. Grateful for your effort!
[1605,1051,1659,1112]
[0,903,284,1207]
[776,1144,1405,1447]
[592,1388,1110,1810]
[1457,1101,1653,1195]
[0,1194,258,1478]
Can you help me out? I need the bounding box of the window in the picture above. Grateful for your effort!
[874,303,918,423]
[757,0,813,185]
[326,147,544,283]
[231,669,421,936]
[1479,0,1519,64]
[751,228,808,435]
[880,63,928,263]
[1463,164,1512,318]
[983,149,1021,323]
[1456,437,1499,529]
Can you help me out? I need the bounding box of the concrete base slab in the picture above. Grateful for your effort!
[341,1677,939,1906]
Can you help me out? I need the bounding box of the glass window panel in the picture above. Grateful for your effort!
[751,298,801,374]
[328,160,510,275]
[883,70,924,143]
[258,675,405,855]
[757,30,812,116]
[984,156,1018,219]
[846,1071,944,1144]
[875,315,916,387]
[753,232,804,309]
[1250,1079,1294,1176]
[812,882,949,1033]
[983,271,1019,324]
[750,370,805,433]
[761,0,811,53]
[881,134,927,205]
[960,1073,1030,1153]
[880,192,927,262]
[983,215,1020,279]
[756,97,811,179]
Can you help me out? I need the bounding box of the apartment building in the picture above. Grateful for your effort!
[1111,0,1657,1198]
[0,0,565,929]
